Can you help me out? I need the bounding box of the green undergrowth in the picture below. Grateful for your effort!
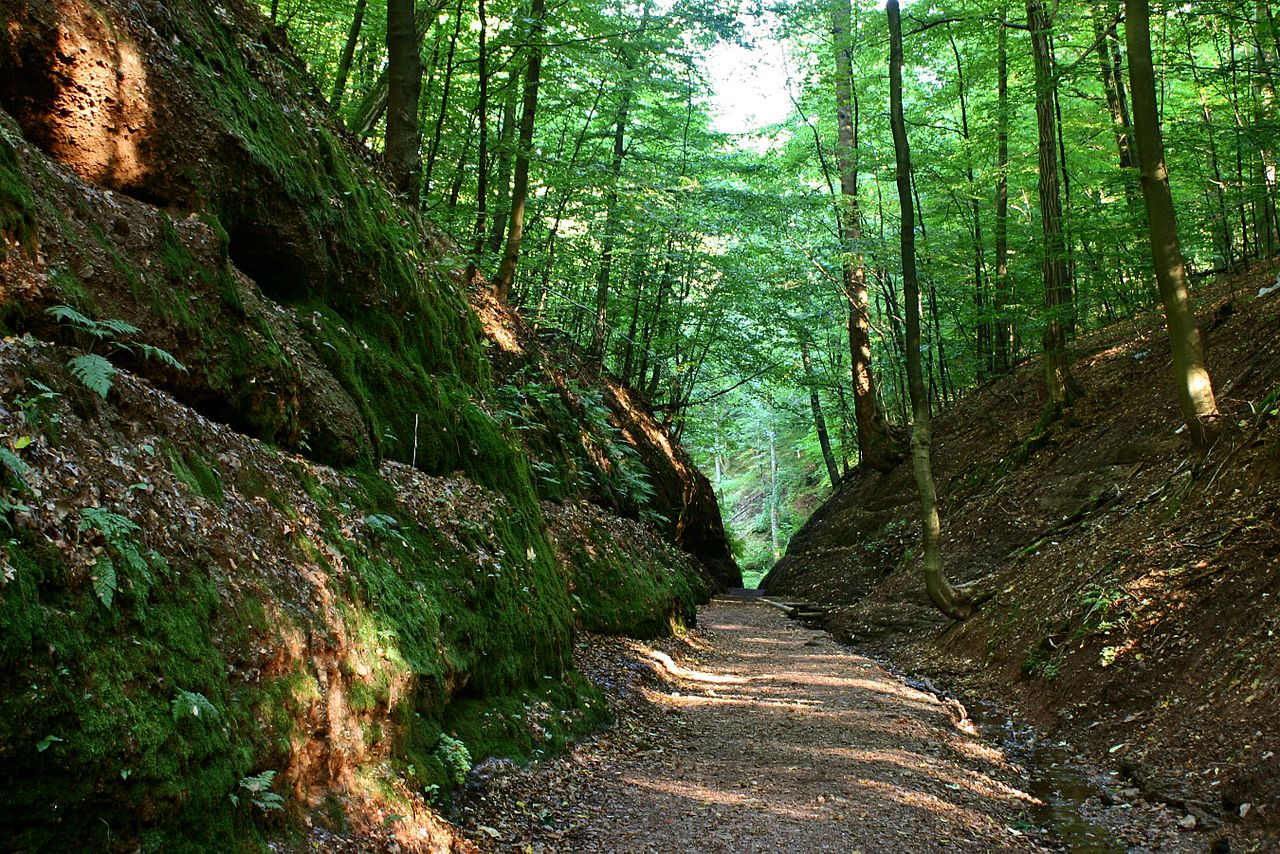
[0,123,35,251]
[0,534,262,853]
[547,508,708,639]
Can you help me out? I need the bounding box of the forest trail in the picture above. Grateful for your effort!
[456,597,1056,853]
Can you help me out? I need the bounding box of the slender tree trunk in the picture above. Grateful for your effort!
[888,0,971,621]
[330,0,368,116]
[833,0,899,471]
[947,26,990,379]
[1093,3,1137,169]
[425,0,465,196]
[1028,0,1080,416]
[1187,25,1234,268]
[768,428,781,561]
[994,7,1012,373]
[464,0,490,284]
[1125,0,1220,445]
[487,77,519,256]
[802,341,842,488]
[386,0,423,204]
[493,0,546,302]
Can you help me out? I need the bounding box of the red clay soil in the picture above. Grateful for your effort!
[454,597,1061,853]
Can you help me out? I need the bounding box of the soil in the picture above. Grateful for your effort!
[454,595,1067,853]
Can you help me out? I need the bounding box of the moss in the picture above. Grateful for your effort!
[0,534,262,852]
[549,512,708,639]
[440,671,608,767]
[167,445,226,505]
[0,127,36,252]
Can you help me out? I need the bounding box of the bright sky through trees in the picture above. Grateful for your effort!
[701,16,791,134]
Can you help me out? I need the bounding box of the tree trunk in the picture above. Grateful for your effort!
[1093,2,1137,170]
[386,0,423,204]
[1028,0,1080,416]
[486,76,519,256]
[492,0,546,302]
[888,0,972,621]
[425,0,465,196]
[768,428,781,561]
[1125,0,1220,445]
[330,0,368,116]
[994,6,1012,373]
[464,0,490,284]
[802,341,841,489]
[833,0,899,471]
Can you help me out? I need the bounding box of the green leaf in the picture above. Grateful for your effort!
[171,689,219,722]
[36,734,64,753]
[136,343,187,373]
[45,304,98,331]
[0,447,31,491]
[68,354,116,398]
[95,317,142,337]
[92,554,117,609]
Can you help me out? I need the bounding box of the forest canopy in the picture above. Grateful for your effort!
[266,0,1277,583]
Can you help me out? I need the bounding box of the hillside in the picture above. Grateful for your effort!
[763,265,1280,845]
[0,0,736,850]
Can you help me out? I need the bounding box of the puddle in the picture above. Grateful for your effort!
[964,697,1128,853]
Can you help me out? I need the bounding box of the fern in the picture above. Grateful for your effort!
[235,771,284,811]
[136,343,187,372]
[46,306,186,398]
[67,354,117,399]
[171,689,220,722]
[80,508,152,608]
[92,554,116,608]
[46,304,102,334]
[0,446,31,492]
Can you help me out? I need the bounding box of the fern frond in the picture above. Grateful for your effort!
[171,689,220,722]
[68,354,116,398]
[136,343,188,373]
[45,304,98,331]
[79,507,140,540]
[96,317,141,337]
[0,447,31,491]
[92,555,117,608]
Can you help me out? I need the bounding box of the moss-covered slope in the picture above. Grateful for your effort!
[0,0,728,850]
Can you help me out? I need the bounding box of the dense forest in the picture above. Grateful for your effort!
[265,0,1275,582]
[2,0,1278,848]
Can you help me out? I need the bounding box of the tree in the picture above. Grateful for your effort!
[1027,0,1081,418]
[832,0,900,471]
[1124,0,1220,445]
[492,0,546,301]
[385,0,423,203]
[887,0,972,621]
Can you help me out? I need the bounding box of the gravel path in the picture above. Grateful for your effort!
[455,597,1057,853]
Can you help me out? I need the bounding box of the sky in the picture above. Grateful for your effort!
[700,19,794,135]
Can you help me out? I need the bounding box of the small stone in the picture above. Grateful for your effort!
[1176,814,1196,830]
[1238,802,1251,819]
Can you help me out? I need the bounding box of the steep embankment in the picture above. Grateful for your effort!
[764,268,1280,844]
[0,0,735,850]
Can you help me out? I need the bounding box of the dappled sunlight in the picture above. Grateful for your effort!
[472,291,524,353]
[643,649,751,685]
[4,3,157,190]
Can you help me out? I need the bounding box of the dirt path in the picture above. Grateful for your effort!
[454,596,1058,853]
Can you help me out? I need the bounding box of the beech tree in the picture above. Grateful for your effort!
[1125,0,1220,444]
[385,0,422,203]
[887,0,972,621]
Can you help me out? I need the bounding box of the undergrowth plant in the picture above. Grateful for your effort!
[45,305,185,398]
[78,506,160,609]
